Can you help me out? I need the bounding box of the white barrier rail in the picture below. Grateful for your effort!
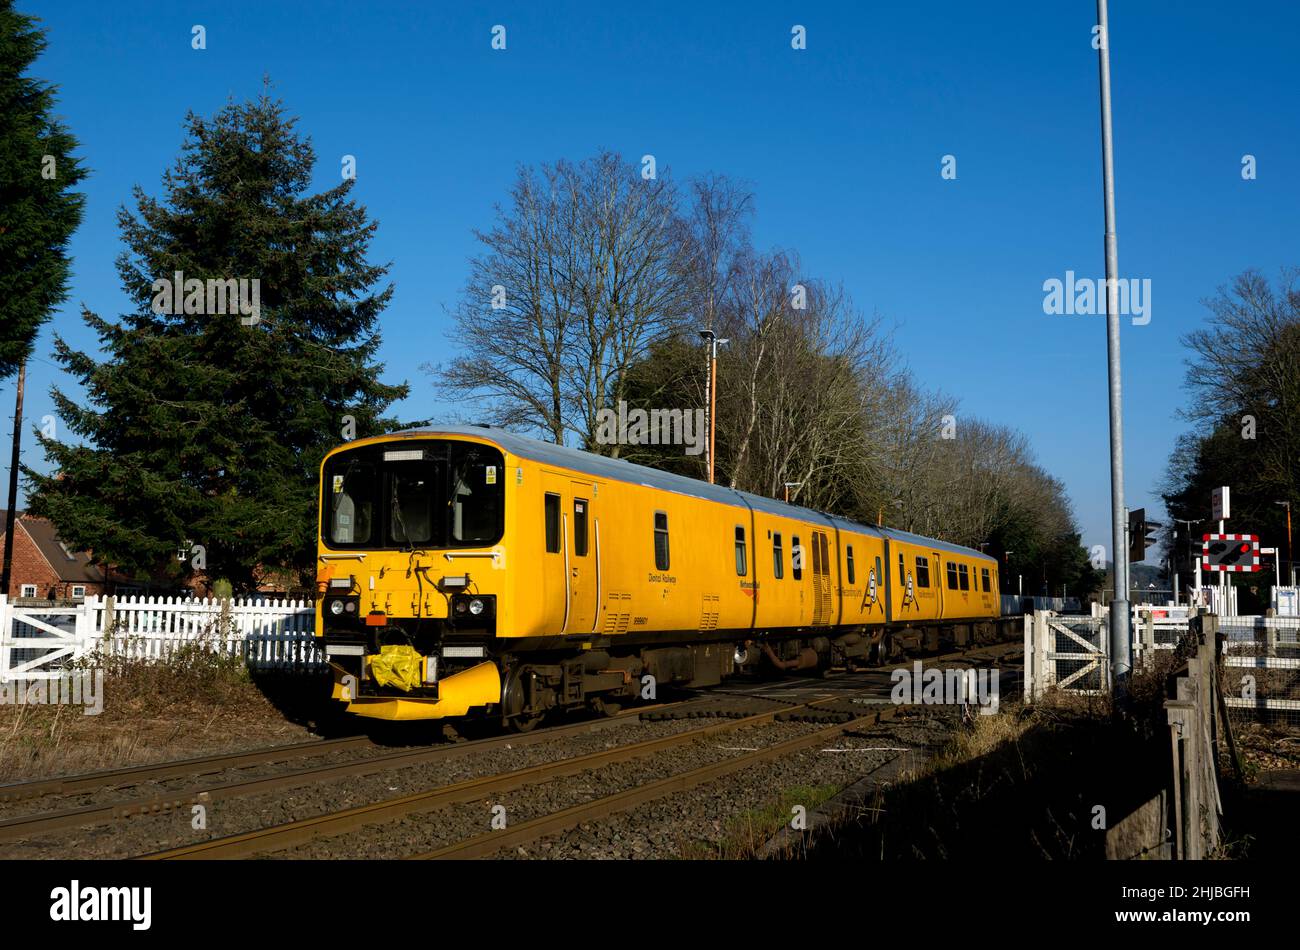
[0,594,322,679]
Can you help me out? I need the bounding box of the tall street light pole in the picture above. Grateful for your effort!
[1097,0,1131,696]
[1,362,26,600]
[699,329,728,485]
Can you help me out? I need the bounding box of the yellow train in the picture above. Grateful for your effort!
[315,425,1002,724]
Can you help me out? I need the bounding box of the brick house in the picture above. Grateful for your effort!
[1,510,309,601]
[0,510,107,601]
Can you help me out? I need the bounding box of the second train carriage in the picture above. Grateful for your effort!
[315,425,1001,723]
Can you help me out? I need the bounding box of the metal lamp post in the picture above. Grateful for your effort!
[1096,0,1131,695]
[699,329,729,485]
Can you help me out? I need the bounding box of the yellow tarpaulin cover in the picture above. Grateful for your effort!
[369,644,423,692]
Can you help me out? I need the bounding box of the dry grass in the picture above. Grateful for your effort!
[1232,721,1300,781]
[792,698,1163,860]
[0,643,332,783]
[923,704,1036,771]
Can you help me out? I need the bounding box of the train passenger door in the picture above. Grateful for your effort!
[811,531,832,626]
[541,473,570,634]
[881,542,893,624]
[933,550,946,620]
[568,482,597,633]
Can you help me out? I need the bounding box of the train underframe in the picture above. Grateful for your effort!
[323,615,1020,726]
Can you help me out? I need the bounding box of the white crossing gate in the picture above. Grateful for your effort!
[1023,610,1109,700]
[0,600,92,680]
[0,594,322,680]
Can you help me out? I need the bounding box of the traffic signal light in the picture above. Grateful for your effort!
[1127,508,1161,564]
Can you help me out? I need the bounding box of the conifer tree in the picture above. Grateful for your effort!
[0,0,86,376]
[27,90,407,591]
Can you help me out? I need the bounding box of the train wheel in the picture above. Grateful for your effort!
[872,633,893,666]
[509,712,543,733]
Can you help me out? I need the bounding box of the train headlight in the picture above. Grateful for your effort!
[329,599,345,616]
[450,594,494,623]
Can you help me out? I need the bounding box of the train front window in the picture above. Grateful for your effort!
[328,460,376,545]
[449,451,503,544]
[322,440,505,550]
[389,461,441,546]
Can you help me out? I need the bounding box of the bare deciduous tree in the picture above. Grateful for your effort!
[430,152,687,450]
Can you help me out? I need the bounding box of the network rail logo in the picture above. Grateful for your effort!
[0,670,103,715]
[889,662,999,715]
[594,401,706,456]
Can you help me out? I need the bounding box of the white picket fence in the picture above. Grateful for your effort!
[0,594,322,679]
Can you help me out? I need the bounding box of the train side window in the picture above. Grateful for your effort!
[915,556,930,588]
[654,512,670,570]
[544,493,561,553]
[946,561,959,590]
[573,499,588,557]
[899,552,905,581]
[734,526,748,576]
[792,536,803,580]
[959,564,970,591]
[773,533,785,579]
[981,567,991,592]
[846,545,856,585]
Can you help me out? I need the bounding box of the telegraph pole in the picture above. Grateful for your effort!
[1096,0,1131,695]
[0,362,26,599]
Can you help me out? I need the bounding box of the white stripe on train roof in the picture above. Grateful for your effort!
[389,424,994,562]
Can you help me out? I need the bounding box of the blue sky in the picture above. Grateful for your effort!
[7,0,1299,561]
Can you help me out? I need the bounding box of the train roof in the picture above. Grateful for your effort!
[390,424,994,562]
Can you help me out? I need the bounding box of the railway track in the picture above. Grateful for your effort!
[140,682,932,860]
[415,645,1026,860]
[0,734,376,804]
[0,702,688,844]
[0,638,1021,857]
[409,706,896,859]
